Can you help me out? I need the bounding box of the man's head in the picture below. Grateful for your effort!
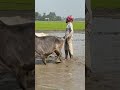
[66,15,74,23]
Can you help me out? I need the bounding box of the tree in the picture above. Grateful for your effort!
[47,12,56,21]
[35,12,62,21]
[41,13,46,20]
[35,12,39,16]
[35,12,41,20]
[43,13,46,17]
[35,12,39,19]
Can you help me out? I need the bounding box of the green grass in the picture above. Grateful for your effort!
[92,0,120,9]
[35,21,85,31]
[0,0,34,10]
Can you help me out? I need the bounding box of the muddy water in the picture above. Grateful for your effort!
[35,32,85,90]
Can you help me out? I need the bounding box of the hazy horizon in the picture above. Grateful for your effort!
[35,0,85,18]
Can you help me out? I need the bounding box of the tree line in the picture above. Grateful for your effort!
[35,12,62,21]
[35,12,85,21]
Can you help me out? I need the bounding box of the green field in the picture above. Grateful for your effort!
[35,21,85,31]
[92,0,120,9]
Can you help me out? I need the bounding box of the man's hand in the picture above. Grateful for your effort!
[63,36,65,39]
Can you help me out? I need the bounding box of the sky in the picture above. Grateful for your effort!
[35,0,85,18]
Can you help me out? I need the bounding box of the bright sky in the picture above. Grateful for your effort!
[35,0,85,18]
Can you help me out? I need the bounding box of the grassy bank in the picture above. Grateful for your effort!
[35,21,85,31]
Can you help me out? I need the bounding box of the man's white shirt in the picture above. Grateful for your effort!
[65,22,74,39]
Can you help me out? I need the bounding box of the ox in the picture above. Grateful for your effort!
[0,18,34,90]
[35,35,64,64]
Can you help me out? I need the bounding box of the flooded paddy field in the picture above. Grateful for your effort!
[35,31,85,90]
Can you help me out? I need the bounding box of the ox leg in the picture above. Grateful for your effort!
[69,50,73,59]
[39,54,47,65]
[42,58,46,65]
[41,57,47,65]
[65,50,68,60]
[59,51,62,61]
[54,50,62,62]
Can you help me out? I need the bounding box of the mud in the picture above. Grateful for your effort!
[35,32,85,90]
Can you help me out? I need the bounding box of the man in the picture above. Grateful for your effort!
[64,15,74,60]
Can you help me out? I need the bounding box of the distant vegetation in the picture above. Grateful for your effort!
[35,21,85,31]
[35,12,62,21]
[35,12,85,21]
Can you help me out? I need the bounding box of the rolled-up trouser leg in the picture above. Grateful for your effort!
[65,50,68,59]
[68,39,73,58]
[64,39,69,59]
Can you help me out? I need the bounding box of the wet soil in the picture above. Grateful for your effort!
[35,32,85,90]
